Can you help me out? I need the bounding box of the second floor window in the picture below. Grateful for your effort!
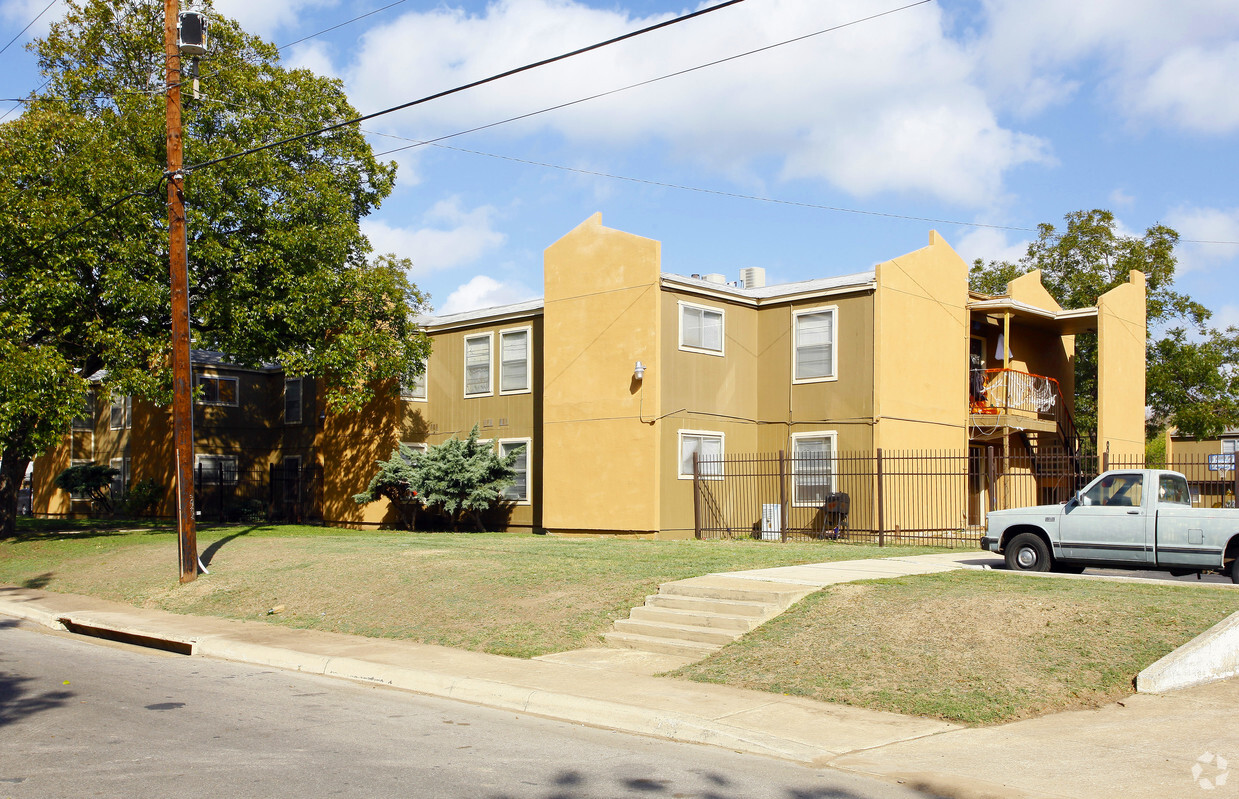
[197,375,238,405]
[109,396,131,430]
[500,329,530,393]
[401,363,427,401]
[794,308,836,382]
[679,302,724,354]
[464,334,492,396]
[284,378,302,424]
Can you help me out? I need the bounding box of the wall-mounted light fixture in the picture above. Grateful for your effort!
[633,361,646,381]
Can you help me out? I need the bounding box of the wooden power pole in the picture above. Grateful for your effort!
[165,0,197,583]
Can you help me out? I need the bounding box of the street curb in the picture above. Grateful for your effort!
[1137,609,1239,693]
[191,637,832,762]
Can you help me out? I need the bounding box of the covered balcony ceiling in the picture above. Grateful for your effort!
[967,297,1099,336]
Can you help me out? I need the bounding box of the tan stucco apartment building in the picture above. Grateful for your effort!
[33,214,1147,538]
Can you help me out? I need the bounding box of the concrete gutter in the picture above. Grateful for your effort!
[1137,610,1239,693]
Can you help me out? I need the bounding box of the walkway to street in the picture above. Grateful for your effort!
[3,551,1236,799]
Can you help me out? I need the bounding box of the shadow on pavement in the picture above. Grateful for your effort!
[0,620,76,727]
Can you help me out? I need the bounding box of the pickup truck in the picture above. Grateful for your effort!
[981,469,1239,583]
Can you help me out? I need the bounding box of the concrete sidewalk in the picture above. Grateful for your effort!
[3,552,1238,799]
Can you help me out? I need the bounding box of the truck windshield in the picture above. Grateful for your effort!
[1158,475,1192,506]
[1082,473,1143,507]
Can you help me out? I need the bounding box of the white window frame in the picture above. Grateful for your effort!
[790,431,837,507]
[109,457,131,498]
[463,332,494,397]
[792,306,838,384]
[284,378,302,424]
[498,438,531,504]
[68,459,91,500]
[399,441,428,461]
[195,454,238,486]
[678,301,725,356]
[678,429,724,480]
[498,327,532,395]
[109,395,131,430]
[401,362,427,402]
[196,374,239,406]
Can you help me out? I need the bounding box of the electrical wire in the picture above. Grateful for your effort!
[182,0,753,173]
[0,0,58,58]
[275,0,410,51]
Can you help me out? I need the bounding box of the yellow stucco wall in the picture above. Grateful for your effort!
[542,214,663,535]
[1097,271,1147,457]
[874,231,970,451]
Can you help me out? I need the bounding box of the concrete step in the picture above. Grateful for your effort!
[602,631,720,659]
[644,594,774,618]
[658,578,810,608]
[612,618,742,646]
[629,605,761,631]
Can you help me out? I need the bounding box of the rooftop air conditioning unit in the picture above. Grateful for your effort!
[703,273,727,285]
[739,267,766,289]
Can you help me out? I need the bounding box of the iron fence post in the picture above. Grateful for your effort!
[692,451,701,539]
[778,450,787,543]
[876,447,885,547]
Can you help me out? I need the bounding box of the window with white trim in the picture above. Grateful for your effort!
[498,439,530,502]
[464,333,493,397]
[793,307,837,382]
[284,378,302,423]
[401,363,427,401]
[791,432,836,505]
[679,301,724,355]
[195,455,238,485]
[109,395,131,430]
[196,374,239,405]
[399,441,428,461]
[499,328,531,394]
[68,459,90,499]
[678,430,724,479]
[109,457,131,499]
[72,394,95,430]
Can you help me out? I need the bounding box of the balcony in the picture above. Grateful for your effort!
[969,368,1063,438]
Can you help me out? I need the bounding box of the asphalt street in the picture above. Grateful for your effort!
[0,621,943,799]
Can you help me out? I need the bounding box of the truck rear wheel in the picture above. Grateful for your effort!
[1005,533,1052,572]
[1231,558,1239,585]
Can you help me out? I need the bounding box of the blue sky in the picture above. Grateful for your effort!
[3,0,1238,323]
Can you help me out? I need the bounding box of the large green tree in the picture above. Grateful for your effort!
[0,0,430,537]
[969,209,1238,443]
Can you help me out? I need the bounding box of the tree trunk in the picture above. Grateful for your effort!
[0,446,31,539]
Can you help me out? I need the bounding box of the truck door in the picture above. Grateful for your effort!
[1059,473,1152,563]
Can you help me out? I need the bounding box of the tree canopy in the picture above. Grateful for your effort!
[969,209,1239,441]
[0,0,431,536]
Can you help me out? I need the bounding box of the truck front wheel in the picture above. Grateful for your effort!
[1005,533,1052,572]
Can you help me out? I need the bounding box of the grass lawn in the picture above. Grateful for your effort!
[0,520,940,657]
[672,569,1239,725]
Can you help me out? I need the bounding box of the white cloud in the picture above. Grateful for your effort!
[0,0,60,37]
[438,274,539,315]
[285,40,340,82]
[210,0,338,39]
[976,0,1239,133]
[1165,205,1239,273]
[1109,189,1136,208]
[363,197,506,277]
[953,226,1029,267]
[339,0,1050,207]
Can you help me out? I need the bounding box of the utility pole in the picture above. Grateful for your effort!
[165,0,197,583]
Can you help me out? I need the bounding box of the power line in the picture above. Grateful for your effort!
[276,0,409,51]
[0,0,58,58]
[183,0,753,173]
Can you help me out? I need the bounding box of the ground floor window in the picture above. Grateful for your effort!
[790,432,835,505]
[498,439,530,502]
[679,430,724,479]
[195,454,238,485]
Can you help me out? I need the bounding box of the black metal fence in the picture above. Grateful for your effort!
[694,450,1239,548]
[193,461,322,524]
